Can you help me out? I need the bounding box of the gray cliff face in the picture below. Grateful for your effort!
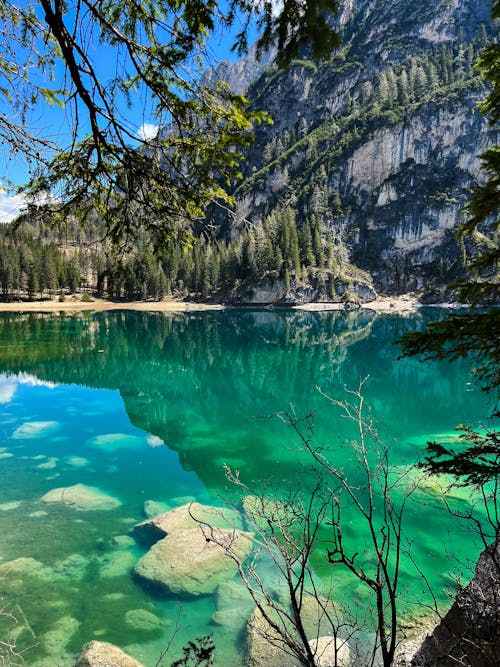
[220,0,496,297]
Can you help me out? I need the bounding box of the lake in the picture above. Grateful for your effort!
[0,309,494,666]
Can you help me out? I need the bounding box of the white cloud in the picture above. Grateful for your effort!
[136,123,159,141]
[0,373,58,403]
[0,376,18,404]
[146,434,164,448]
[0,192,27,223]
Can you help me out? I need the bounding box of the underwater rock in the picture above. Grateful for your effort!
[246,602,349,667]
[51,554,89,581]
[247,606,301,667]
[124,609,163,632]
[12,421,59,439]
[87,433,145,452]
[36,457,58,470]
[65,456,90,468]
[0,500,23,511]
[133,502,239,545]
[98,550,136,578]
[211,580,254,631]
[142,499,170,519]
[42,616,79,656]
[134,527,253,597]
[308,636,351,667]
[0,557,45,578]
[40,484,121,511]
[111,535,135,548]
[75,641,145,667]
[301,596,341,638]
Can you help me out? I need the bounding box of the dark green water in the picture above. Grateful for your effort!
[0,309,494,666]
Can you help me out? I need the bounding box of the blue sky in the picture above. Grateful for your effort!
[0,7,256,222]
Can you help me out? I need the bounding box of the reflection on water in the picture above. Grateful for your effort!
[0,309,493,666]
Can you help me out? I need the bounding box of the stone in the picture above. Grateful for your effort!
[308,636,351,667]
[42,616,79,655]
[36,457,58,470]
[133,502,240,544]
[98,550,136,578]
[111,535,135,548]
[134,527,253,597]
[246,606,301,667]
[65,456,90,468]
[142,499,170,519]
[51,554,89,581]
[0,557,44,577]
[212,580,254,631]
[301,596,341,638]
[40,484,121,511]
[405,539,500,667]
[0,500,23,511]
[75,641,145,667]
[124,609,163,633]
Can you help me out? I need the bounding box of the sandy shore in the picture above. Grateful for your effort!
[0,295,424,314]
[0,298,225,313]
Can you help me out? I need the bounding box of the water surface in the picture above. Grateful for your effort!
[0,309,493,665]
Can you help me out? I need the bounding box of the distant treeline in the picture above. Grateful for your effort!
[0,207,351,301]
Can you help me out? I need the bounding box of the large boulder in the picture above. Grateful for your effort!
[75,641,144,667]
[247,601,349,667]
[211,580,254,631]
[405,539,500,667]
[133,502,239,545]
[308,636,351,667]
[134,527,253,596]
[247,606,300,667]
[40,484,121,511]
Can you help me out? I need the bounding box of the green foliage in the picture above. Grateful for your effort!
[420,425,500,487]
[167,636,214,667]
[1,0,340,249]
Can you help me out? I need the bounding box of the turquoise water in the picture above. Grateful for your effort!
[0,309,495,666]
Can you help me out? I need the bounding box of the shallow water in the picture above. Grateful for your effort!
[0,309,495,666]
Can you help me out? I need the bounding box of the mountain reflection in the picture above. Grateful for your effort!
[0,309,482,489]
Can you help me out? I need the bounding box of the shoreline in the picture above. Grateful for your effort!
[0,294,462,314]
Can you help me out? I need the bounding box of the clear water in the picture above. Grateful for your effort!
[0,309,495,666]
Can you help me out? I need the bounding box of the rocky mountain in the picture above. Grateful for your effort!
[211,0,497,303]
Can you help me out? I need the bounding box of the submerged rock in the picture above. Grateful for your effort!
[40,484,121,511]
[247,601,350,667]
[308,636,351,667]
[51,554,90,581]
[0,500,23,511]
[134,527,253,596]
[0,557,45,578]
[211,580,254,631]
[98,550,136,578]
[247,606,300,667]
[36,457,58,470]
[75,641,145,667]
[142,499,170,519]
[124,609,163,632]
[301,596,341,638]
[133,502,240,545]
[42,616,79,656]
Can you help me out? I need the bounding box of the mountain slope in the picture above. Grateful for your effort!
[217,0,497,301]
